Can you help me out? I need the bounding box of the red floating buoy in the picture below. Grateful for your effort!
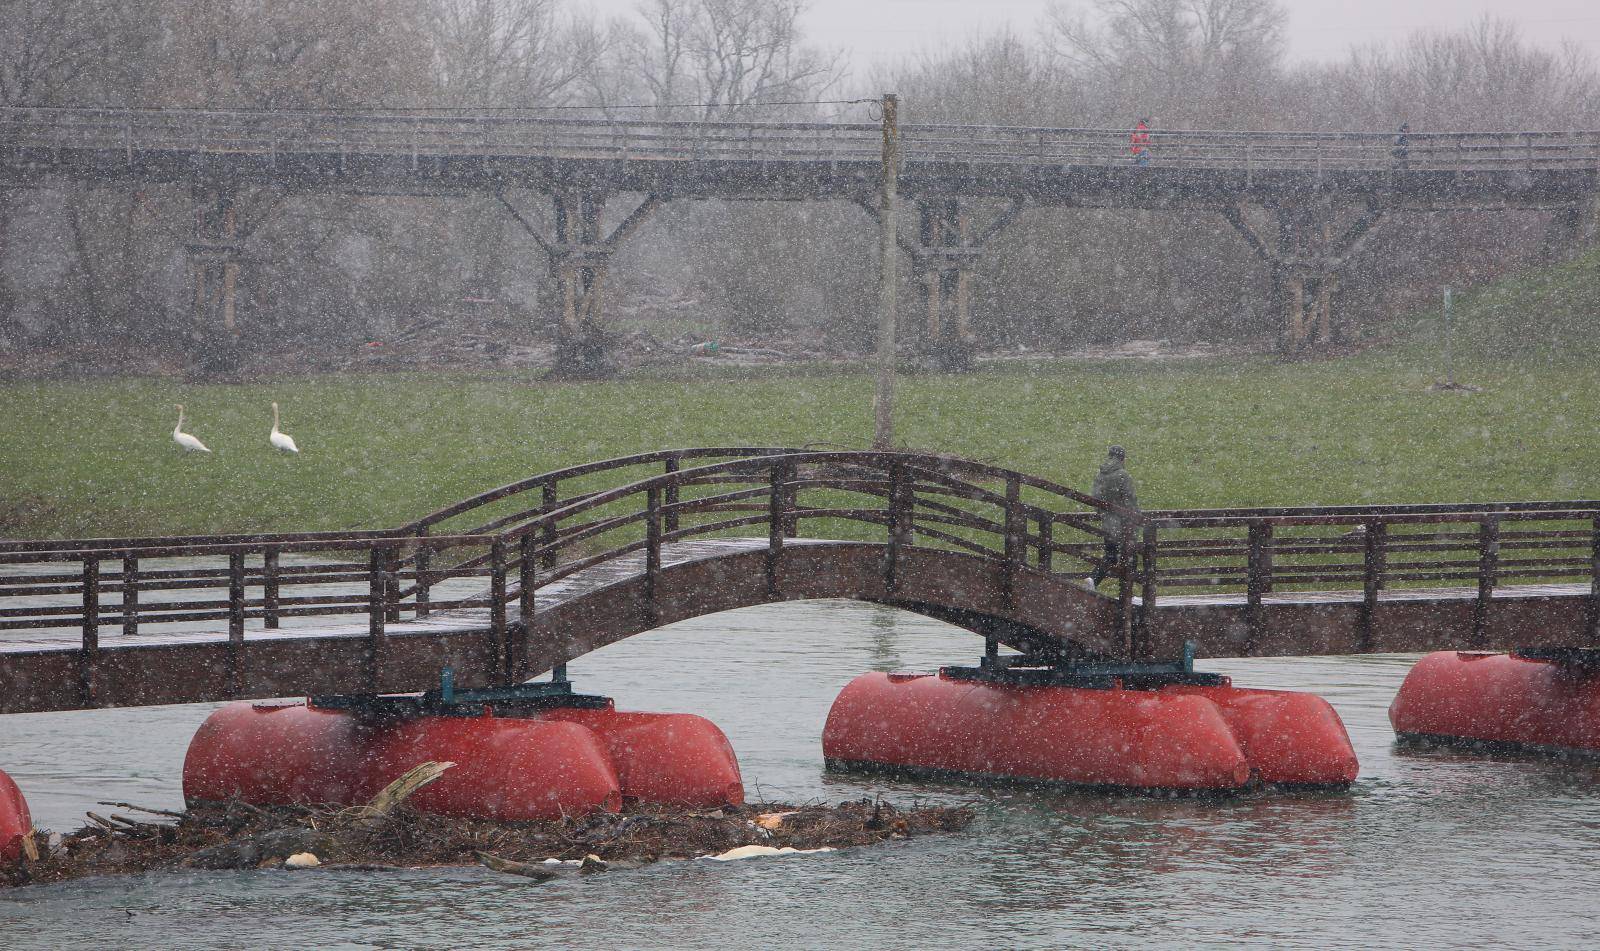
[0,768,31,863]
[366,714,622,820]
[183,699,744,819]
[1166,685,1359,787]
[823,671,1358,793]
[1391,651,1600,755]
[183,701,370,807]
[543,708,744,807]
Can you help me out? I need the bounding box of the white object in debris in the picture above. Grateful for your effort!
[702,845,836,862]
[284,852,321,868]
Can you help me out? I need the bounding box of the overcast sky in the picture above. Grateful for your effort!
[583,0,1600,71]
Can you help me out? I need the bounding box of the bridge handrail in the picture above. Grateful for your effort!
[8,104,1600,139]
[467,450,1121,539]
[0,533,484,564]
[1148,499,1600,528]
[402,447,799,533]
[7,106,1600,172]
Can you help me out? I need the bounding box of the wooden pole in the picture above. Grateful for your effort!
[872,93,900,451]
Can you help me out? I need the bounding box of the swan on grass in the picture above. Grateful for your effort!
[270,402,299,454]
[172,404,211,453]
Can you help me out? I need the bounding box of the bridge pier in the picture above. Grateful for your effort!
[912,199,979,371]
[1540,189,1600,264]
[1223,198,1385,354]
[501,189,664,380]
[904,197,1025,371]
[185,183,244,376]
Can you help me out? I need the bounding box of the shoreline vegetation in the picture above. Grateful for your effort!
[1,763,975,889]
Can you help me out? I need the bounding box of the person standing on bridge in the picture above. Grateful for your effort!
[1130,119,1152,167]
[1088,445,1139,590]
[1392,123,1411,170]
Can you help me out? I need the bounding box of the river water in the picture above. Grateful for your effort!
[3,599,1600,949]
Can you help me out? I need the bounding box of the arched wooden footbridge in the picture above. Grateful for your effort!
[2,448,1598,715]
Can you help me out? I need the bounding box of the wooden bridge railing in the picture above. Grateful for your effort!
[5,449,1600,691]
[1138,502,1600,649]
[0,449,1127,682]
[6,106,1600,173]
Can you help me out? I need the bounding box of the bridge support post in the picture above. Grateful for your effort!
[550,189,613,379]
[186,183,244,377]
[1223,198,1385,355]
[912,199,979,372]
[860,195,1024,373]
[1542,190,1600,264]
[906,197,1025,372]
[499,189,663,380]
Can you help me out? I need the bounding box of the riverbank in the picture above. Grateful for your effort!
[2,348,1599,539]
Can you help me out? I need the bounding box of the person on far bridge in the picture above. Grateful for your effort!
[1392,122,1411,170]
[1130,119,1152,166]
[1088,445,1139,590]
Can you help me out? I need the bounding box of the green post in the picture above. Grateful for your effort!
[1442,285,1454,387]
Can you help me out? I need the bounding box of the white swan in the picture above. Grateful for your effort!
[172,404,211,453]
[269,402,299,454]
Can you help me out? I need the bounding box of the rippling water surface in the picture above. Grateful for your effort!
[4,601,1600,949]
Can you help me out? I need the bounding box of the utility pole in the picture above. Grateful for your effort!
[872,93,900,451]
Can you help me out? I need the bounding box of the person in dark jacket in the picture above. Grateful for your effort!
[1392,122,1411,169]
[1088,445,1139,589]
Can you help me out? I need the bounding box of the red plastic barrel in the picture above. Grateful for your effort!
[183,701,370,807]
[1390,651,1600,754]
[0,768,30,863]
[823,672,1253,791]
[545,708,744,807]
[365,714,622,820]
[1170,685,1360,786]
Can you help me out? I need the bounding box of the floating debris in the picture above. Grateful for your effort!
[2,779,972,888]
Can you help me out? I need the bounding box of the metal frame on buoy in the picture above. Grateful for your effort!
[310,666,611,720]
[943,639,1228,690]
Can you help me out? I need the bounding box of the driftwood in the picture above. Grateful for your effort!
[3,789,975,888]
[346,762,455,828]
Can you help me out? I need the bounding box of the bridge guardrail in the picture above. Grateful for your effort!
[0,449,1127,689]
[1140,503,1600,652]
[5,107,1600,172]
[4,450,1598,698]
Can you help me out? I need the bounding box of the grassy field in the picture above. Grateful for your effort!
[3,248,1598,539]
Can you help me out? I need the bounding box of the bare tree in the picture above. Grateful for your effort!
[1044,0,1287,125]
[1293,16,1600,131]
[424,0,602,107]
[626,0,843,119]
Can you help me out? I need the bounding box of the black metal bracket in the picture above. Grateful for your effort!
[310,666,611,719]
[941,640,1228,690]
[1511,648,1600,671]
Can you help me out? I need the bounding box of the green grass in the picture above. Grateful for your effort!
[4,247,1599,539]
[3,348,1598,540]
